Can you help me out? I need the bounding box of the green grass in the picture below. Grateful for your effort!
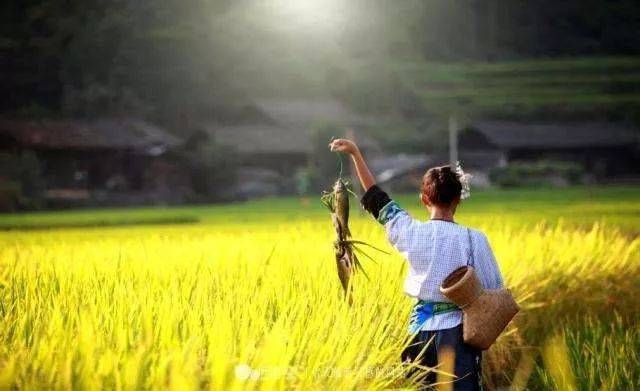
[1,186,638,232]
[396,57,640,74]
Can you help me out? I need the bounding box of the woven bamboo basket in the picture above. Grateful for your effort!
[440,266,519,350]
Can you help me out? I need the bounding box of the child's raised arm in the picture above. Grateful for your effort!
[329,138,416,255]
[328,138,376,192]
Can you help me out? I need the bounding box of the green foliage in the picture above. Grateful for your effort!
[4,1,640,122]
[308,124,348,193]
[0,151,45,211]
[176,141,239,201]
[489,162,586,188]
[386,57,640,119]
[366,116,452,154]
[1,186,638,232]
[340,55,640,134]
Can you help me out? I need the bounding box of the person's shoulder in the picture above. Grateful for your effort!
[377,199,406,224]
[459,225,489,242]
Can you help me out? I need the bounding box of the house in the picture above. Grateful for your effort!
[0,118,187,209]
[197,97,380,197]
[459,120,640,177]
[369,150,502,192]
[373,120,639,191]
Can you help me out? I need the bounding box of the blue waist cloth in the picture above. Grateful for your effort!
[408,300,461,334]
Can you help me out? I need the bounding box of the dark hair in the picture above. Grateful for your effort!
[421,165,462,207]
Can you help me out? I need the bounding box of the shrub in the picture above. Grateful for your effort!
[175,140,239,202]
[0,151,45,211]
[489,161,586,188]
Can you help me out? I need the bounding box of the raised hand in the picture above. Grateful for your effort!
[329,138,359,155]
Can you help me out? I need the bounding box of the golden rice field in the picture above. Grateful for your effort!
[0,188,638,390]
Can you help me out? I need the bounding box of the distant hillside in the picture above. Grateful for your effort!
[394,57,640,121]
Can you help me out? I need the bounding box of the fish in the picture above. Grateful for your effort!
[333,178,351,238]
[333,213,353,296]
[321,178,388,300]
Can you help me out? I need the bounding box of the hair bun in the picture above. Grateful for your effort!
[438,165,454,183]
[421,165,463,207]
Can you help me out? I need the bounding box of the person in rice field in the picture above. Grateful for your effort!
[329,138,505,390]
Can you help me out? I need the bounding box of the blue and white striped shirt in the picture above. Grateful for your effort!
[362,186,504,331]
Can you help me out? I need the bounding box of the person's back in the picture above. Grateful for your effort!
[385,218,504,330]
[330,138,505,390]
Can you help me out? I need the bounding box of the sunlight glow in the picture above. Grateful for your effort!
[269,0,347,32]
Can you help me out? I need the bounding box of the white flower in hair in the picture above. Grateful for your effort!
[455,161,472,199]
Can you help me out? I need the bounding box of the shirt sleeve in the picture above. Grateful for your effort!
[477,232,505,289]
[360,185,391,220]
[360,185,416,253]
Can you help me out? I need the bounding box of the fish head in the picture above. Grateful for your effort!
[334,178,347,193]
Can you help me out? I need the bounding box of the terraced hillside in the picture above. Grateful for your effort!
[394,57,640,118]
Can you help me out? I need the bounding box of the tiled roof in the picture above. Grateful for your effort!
[0,118,182,152]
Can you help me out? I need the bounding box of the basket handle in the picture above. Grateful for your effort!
[467,228,475,267]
